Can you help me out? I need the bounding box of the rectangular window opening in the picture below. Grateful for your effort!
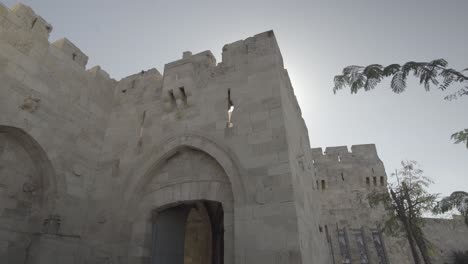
[366,177,370,186]
[380,176,385,186]
[168,90,176,105]
[321,180,326,190]
[373,176,377,186]
[179,87,187,104]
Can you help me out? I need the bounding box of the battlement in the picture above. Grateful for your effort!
[0,3,113,83]
[220,30,283,69]
[0,3,52,39]
[165,50,216,70]
[311,144,379,163]
[311,144,387,191]
[52,38,88,68]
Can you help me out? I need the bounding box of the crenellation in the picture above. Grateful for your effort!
[0,4,465,264]
[52,38,88,68]
[324,146,349,158]
[310,144,387,192]
[9,3,52,39]
[350,144,379,160]
[165,50,216,70]
[310,147,324,158]
[182,51,192,59]
[87,65,112,81]
[220,30,283,71]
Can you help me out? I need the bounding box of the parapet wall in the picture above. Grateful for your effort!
[422,217,468,263]
[0,3,112,80]
[0,2,52,39]
[311,144,387,191]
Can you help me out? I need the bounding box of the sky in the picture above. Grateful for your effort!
[2,0,467,197]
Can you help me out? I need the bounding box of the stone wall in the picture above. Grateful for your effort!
[311,144,410,264]
[422,217,468,264]
[0,3,115,263]
[278,65,331,263]
[98,30,322,263]
[1,3,467,264]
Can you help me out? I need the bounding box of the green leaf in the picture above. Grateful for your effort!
[429,59,448,68]
[383,64,400,77]
[451,129,468,148]
[391,71,407,93]
[333,75,347,93]
[402,61,422,77]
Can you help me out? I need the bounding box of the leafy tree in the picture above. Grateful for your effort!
[369,161,438,264]
[332,59,468,148]
[451,130,468,148]
[433,191,468,226]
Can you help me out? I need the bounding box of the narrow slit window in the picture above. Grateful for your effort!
[380,176,385,186]
[366,177,370,186]
[138,110,146,147]
[227,89,234,128]
[341,172,344,181]
[72,53,77,61]
[373,176,377,186]
[179,87,187,104]
[321,180,326,190]
[168,90,176,105]
[316,180,319,189]
[31,17,37,29]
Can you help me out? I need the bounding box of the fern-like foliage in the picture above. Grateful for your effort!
[333,59,468,99]
[451,130,468,148]
[333,59,468,148]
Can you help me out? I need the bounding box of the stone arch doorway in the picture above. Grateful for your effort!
[126,146,235,264]
[151,200,224,264]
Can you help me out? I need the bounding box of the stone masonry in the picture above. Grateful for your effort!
[0,3,467,264]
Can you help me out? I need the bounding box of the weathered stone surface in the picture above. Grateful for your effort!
[0,3,465,264]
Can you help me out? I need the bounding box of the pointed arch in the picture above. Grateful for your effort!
[0,125,61,211]
[123,132,247,211]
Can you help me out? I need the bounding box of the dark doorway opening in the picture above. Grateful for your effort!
[151,200,224,264]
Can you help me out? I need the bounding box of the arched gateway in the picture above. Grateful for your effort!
[124,134,242,264]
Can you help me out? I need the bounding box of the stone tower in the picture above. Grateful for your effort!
[1,3,467,264]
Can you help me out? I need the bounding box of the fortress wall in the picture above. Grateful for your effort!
[2,3,465,264]
[277,66,331,263]
[311,144,387,192]
[0,3,117,262]
[422,217,468,264]
[95,31,314,263]
[314,144,412,264]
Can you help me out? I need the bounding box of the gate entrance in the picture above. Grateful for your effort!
[151,200,224,264]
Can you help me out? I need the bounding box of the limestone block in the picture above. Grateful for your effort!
[10,4,52,39]
[52,38,88,68]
